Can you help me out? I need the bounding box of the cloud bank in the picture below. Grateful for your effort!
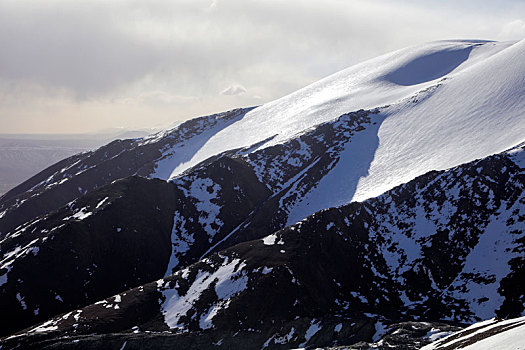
[1,0,524,133]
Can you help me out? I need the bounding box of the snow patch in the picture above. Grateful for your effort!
[165,211,194,276]
[299,320,322,347]
[161,258,247,329]
[372,321,389,342]
[95,197,109,209]
[29,319,58,333]
[63,207,92,221]
[262,234,277,245]
[261,267,273,275]
[425,328,454,342]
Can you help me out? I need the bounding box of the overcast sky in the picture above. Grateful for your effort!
[1,0,524,134]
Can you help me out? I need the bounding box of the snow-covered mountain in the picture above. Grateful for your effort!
[154,39,525,201]
[0,39,524,349]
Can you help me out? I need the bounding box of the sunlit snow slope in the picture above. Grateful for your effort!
[159,39,525,205]
[422,316,525,350]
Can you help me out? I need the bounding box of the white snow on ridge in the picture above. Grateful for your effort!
[165,41,521,192]
[171,41,480,172]
[353,39,525,201]
[422,316,525,350]
[148,109,247,180]
[149,39,525,218]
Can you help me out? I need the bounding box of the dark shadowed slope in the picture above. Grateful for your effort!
[3,143,524,349]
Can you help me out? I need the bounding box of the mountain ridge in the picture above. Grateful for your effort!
[2,142,524,349]
[1,38,524,349]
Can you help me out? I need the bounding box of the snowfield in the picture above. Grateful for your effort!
[422,316,525,350]
[153,39,524,209]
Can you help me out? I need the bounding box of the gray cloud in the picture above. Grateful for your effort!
[221,84,247,96]
[0,1,167,97]
[0,0,523,133]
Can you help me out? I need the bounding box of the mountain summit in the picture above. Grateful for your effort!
[1,39,524,349]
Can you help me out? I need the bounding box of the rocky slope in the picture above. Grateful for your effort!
[0,108,382,336]
[2,143,524,349]
[0,108,252,237]
[0,39,524,348]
